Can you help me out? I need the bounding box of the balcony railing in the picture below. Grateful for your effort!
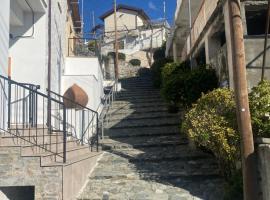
[68,37,101,58]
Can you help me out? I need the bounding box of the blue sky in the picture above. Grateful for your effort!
[78,0,176,34]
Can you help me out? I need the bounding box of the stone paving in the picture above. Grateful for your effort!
[78,74,225,200]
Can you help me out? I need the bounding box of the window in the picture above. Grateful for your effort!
[245,7,269,35]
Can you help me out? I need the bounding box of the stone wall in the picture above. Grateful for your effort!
[105,58,143,79]
[0,147,62,200]
[257,138,270,200]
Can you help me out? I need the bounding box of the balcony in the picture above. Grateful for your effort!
[10,0,46,27]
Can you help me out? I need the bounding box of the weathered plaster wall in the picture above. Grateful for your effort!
[245,38,270,89]
[257,140,270,200]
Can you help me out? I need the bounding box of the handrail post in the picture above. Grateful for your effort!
[96,113,99,152]
[81,110,85,145]
[63,105,67,163]
[7,79,11,129]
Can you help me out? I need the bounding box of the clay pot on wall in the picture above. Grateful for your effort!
[63,84,89,109]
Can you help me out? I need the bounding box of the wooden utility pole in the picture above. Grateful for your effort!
[228,0,257,199]
[47,0,52,130]
[262,0,270,81]
[114,0,119,80]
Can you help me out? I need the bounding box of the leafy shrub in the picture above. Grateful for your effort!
[249,80,270,138]
[161,62,190,83]
[153,42,166,61]
[182,88,240,177]
[107,52,126,61]
[161,67,218,108]
[151,58,172,88]
[129,59,141,66]
[224,170,243,200]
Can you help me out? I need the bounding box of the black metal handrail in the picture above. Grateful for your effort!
[0,75,68,163]
[48,89,99,152]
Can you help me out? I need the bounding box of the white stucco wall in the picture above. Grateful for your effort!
[9,0,67,95]
[0,0,10,130]
[51,0,67,94]
[62,57,104,112]
[0,0,10,76]
[9,11,47,92]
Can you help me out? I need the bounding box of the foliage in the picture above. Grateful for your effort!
[224,170,243,200]
[249,80,270,138]
[151,58,172,88]
[161,66,218,108]
[107,52,126,61]
[153,42,166,61]
[129,59,141,66]
[182,88,240,177]
[161,62,190,83]
[88,40,96,50]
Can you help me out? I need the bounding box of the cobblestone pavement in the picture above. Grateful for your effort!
[78,74,225,200]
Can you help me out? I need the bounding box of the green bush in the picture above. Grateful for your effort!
[161,62,190,83]
[161,66,218,108]
[182,88,240,177]
[107,52,126,61]
[129,59,141,66]
[153,42,166,61]
[249,80,270,138]
[151,58,172,88]
[224,170,243,200]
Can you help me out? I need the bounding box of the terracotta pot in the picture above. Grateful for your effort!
[63,84,88,109]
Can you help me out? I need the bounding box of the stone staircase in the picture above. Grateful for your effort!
[78,74,225,200]
[0,127,102,200]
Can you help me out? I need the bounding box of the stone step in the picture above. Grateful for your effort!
[116,94,161,100]
[112,98,164,105]
[101,135,188,150]
[117,91,160,96]
[108,105,168,114]
[21,139,81,155]
[111,102,167,110]
[90,153,219,180]
[104,125,180,138]
[78,178,224,200]
[106,116,180,129]
[100,146,214,163]
[44,151,102,167]
[106,110,179,121]
[0,134,66,146]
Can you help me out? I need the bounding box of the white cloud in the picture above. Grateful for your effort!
[148,1,158,11]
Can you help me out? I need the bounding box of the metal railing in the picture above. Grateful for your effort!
[48,90,99,152]
[0,75,68,162]
[0,74,118,163]
[99,80,118,139]
[68,37,101,58]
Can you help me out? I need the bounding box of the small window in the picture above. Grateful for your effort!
[245,7,269,35]
[58,2,62,14]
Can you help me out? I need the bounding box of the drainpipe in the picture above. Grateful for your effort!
[47,0,52,130]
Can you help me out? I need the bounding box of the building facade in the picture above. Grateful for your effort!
[167,0,270,89]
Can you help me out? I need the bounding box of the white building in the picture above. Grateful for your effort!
[100,4,169,66]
